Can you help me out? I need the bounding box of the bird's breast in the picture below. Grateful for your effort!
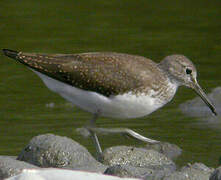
[32,69,177,119]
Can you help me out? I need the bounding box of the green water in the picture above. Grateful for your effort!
[0,0,221,168]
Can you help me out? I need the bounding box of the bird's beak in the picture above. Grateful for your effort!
[190,78,217,116]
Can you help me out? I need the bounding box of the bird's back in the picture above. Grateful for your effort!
[7,50,168,97]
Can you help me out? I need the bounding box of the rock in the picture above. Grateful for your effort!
[102,146,176,179]
[105,165,148,178]
[45,102,74,109]
[145,142,182,160]
[17,134,107,172]
[179,86,221,117]
[210,166,221,180]
[163,162,214,180]
[0,156,39,179]
[102,146,175,168]
[2,156,17,160]
[105,164,173,180]
[6,168,139,180]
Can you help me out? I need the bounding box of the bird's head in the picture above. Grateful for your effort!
[160,54,217,116]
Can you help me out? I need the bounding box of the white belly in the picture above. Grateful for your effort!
[33,71,170,119]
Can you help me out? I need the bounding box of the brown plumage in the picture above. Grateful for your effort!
[5,50,167,97]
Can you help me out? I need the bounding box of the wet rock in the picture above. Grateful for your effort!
[145,142,182,160]
[163,162,214,180]
[210,166,221,180]
[45,102,55,108]
[179,86,221,117]
[45,102,75,109]
[102,146,176,179]
[0,156,39,179]
[17,134,107,172]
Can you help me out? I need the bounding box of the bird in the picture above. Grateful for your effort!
[2,49,217,157]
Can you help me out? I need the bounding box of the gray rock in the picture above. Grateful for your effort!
[2,156,17,160]
[105,164,174,180]
[0,156,39,179]
[102,146,176,179]
[163,162,214,180]
[145,142,182,160]
[210,166,221,180]
[179,86,221,117]
[102,146,175,168]
[17,134,107,172]
[104,165,152,178]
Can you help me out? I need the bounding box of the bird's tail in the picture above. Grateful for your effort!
[2,49,19,59]
[2,48,70,85]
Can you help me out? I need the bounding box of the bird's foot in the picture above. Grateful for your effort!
[85,127,160,144]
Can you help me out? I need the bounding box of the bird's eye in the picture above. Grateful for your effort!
[186,68,192,75]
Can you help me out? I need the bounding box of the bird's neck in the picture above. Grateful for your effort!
[157,62,181,87]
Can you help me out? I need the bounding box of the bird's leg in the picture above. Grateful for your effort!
[86,127,159,144]
[76,114,103,161]
[76,113,103,160]
[89,114,102,152]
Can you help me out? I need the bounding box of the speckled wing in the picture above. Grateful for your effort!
[5,50,164,97]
